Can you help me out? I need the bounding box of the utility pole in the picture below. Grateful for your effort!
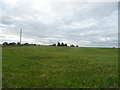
[50,40,51,45]
[20,28,22,45]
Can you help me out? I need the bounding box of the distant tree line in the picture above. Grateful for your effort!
[51,42,79,47]
[2,42,37,46]
[51,42,68,47]
[2,42,79,47]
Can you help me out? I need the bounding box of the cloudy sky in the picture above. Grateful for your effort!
[0,0,118,47]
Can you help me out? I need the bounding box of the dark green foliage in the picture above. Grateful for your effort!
[76,45,79,47]
[57,42,61,46]
[8,42,16,46]
[64,44,67,46]
[61,42,64,46]
[17,42,21,45]
[3,42,69,47]
[2,42,37,46]
[23,43,29,46]
[52,43,56,46]
[2,42,9,46]
[70,44,75,47]
[57,42,68,46]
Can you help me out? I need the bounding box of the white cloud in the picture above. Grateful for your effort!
[0,1,118,47]
[99,37,111,41]
[60,18,97,29]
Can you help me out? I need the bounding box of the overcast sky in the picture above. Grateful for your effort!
[0,0,118,47]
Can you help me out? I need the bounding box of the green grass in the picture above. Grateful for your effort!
[0,46,2,89]
[2,46,118,88]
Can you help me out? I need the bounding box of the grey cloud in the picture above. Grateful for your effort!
[0,1,118,47]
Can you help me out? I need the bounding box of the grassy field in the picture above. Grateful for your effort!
[0,46,2,89]
[2,46,118,88]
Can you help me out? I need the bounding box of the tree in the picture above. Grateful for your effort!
[33,44,37,46]
[2,42,9,46]
[9,42,16,46]
[76,45,79,47]
[70,44,75,47]
[17,42,21,45]
[52,43,56,46]
[61,42,64,46]
[23,43,29,45]
[57,42,61,46]
[64,43,67,46]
